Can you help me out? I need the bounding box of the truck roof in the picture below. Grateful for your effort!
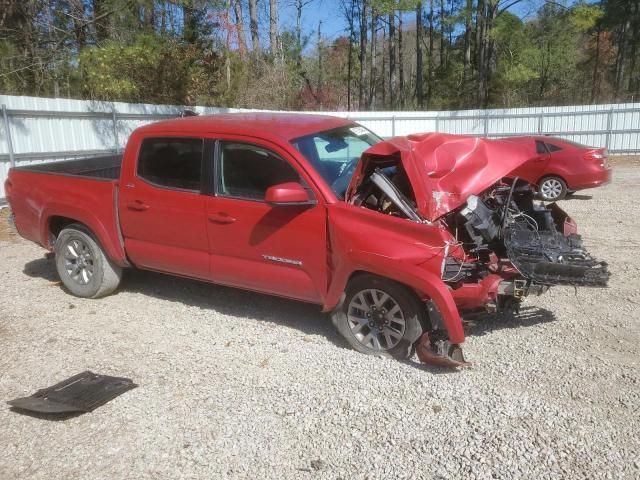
[135,112,355,141]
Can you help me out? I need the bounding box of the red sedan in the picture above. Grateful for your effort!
[507,136,612,201]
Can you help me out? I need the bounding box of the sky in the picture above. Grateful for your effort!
[270,0,578,49]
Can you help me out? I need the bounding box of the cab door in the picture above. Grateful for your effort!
[204,138,327,303]
[119,136,211,279]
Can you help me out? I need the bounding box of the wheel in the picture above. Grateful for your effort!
[54,224,122,298]
[538,176,567,201]
[331,274,425,359]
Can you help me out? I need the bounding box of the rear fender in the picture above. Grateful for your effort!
[323,250,465,344]
[41,202,127,266]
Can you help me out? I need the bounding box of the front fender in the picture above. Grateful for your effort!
[323,249,465,344]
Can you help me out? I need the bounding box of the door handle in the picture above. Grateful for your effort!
[127,200,149,211]
[208,212,236,224]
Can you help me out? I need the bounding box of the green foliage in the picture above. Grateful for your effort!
[80,35,191,102]
[571,3,604,32]
[0,0,638,109]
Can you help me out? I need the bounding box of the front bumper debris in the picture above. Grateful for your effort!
[415,333,471,368]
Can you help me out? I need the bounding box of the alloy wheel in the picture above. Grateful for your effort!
[63,238,95,285]
[347,289,406,351]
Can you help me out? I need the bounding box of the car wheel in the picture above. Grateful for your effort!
[538,176,567,201]
[331,274,425,359]
[54,224,122,298]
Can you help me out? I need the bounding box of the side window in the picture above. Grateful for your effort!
[217,142,301,200]
[545,142,562,153]
[138,138,203,191]
[535,140,547,154]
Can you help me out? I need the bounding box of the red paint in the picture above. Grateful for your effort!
[450,274,502,310]
[5,114,598,349]
[264,182,311,204]
[506,136,612,192]
[347,133,538,221]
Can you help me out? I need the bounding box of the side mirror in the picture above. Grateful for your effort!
[265,182,314,206]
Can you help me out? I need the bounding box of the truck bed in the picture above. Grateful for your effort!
[15,154,122,180]
[7,154,126,263]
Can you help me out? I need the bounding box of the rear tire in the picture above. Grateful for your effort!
[54,224,122,298]
[538,176,567,201]
[331,274,425,359]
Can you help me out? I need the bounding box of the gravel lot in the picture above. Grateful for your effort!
[1,166,639,479]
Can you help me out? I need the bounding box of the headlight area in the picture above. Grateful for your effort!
[441,255,549,315]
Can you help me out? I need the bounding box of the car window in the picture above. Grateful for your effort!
[138,138,203,191]
[217,142,301,201]
[545,142,562,153]
[535,140,547,155]
[291,125,381,197]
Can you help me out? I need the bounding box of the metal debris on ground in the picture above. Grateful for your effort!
[7,371,137,415]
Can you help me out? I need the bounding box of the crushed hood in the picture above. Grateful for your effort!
[346,133,537,222]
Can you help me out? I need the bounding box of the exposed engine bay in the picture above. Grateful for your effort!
[345,133,610,367]
[350,165,610,299]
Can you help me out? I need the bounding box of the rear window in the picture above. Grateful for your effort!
[138,138,203,191]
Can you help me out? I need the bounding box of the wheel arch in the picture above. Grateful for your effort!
[42,204,127,267]
[324,252,465,344]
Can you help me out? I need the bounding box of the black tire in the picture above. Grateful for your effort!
[331,274,426,359]
[538,176,567,201]
[54,224,122,298]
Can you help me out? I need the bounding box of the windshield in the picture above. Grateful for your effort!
[291,125,381,198]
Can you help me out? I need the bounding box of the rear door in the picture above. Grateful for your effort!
[119,136,211,279]
[204,138,328,303]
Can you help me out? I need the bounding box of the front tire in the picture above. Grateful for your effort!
[331,275,425,359]
[54,224,122,298]
[538,176,567,201]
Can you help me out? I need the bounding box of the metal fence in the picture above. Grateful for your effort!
[2,94,640,201]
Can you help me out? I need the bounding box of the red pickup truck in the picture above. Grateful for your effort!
[5,113,609,366]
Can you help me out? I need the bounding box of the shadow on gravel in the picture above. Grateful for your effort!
[8,407,83,421]
[566,194,593,201]
[122,268,337,337]
[23,256,58,282]
[24,256,337,341]
[22,257,556,364]
[462,305,557,337]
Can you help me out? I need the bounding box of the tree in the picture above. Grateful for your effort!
[270,0,279,55]
[416,1,424,107]
[249,0,261,53]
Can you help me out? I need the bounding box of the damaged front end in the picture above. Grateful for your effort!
[452,180,610,291]
[347,133,610,367]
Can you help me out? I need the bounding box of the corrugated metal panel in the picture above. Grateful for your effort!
[2,95,640,200]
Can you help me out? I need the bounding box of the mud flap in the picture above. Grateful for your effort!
[415,333,471,368]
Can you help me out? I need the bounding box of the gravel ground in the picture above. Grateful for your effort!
[1,168,639,480]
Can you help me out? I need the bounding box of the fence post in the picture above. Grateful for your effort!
[483,110,489,137]
[604,108,614,151]
[391,115,396,137]
[112,110,119,153]
[537,113,544,134]
[435,115,440,132]
[1,104,16,168]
